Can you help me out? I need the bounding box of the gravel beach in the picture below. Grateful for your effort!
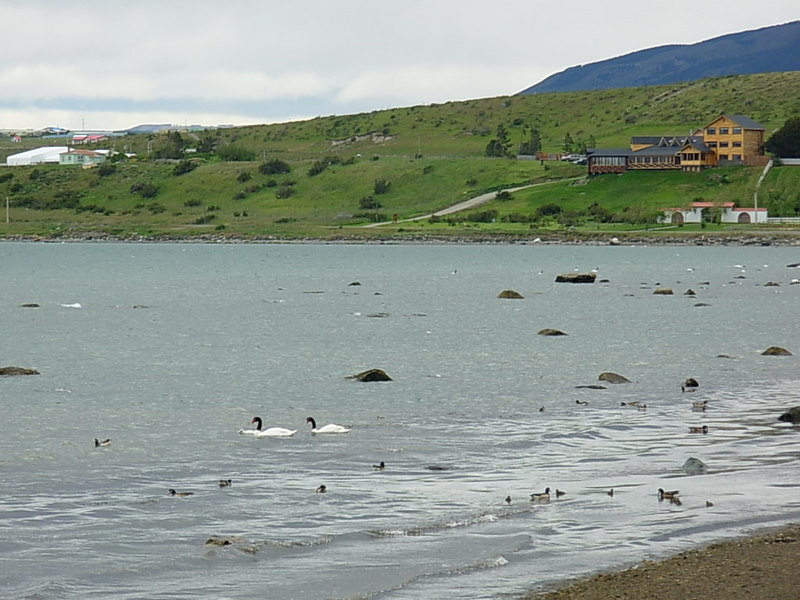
[527,524,800,600]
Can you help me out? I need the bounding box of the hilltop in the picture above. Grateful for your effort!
[520,21,800,95]
[1,71,799,242]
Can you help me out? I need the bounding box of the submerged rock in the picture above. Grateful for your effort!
[682,457,708,475]
[653,287,673,295]
[598,372,631,384]
[762,346,792,356]
[348,368,393,382]
[497,289,524,299]
[555,273,596,284]
[0,366,40,376]
[778,406,800,423]
[538,328,567,336]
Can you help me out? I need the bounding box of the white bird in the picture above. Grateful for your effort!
[239,416,296,437]
[306,416,351,434]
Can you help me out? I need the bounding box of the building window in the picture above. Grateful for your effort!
[719,127,729,134]
[732,127,742,134]
[720,154,729,160]
[732,154,742,161]
[707,141,717,147]
[719,141,729,148]
[732,141,742,147]
[706,127,716,135]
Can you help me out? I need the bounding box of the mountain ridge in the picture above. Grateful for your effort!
[520,21,800,95]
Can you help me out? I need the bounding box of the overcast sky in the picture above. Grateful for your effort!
[2,0,797,131]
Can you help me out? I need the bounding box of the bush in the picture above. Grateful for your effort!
[96,164,116,177]
[275,184,295,199]
[373,179,391,195]
[237,171,252,183]
[359,196,382,210]
[465,209,499,223]
[216,145,256,162]
[130,182,158,198]
[536,203,562,217]
[172,160,197,176]
[259,159,291,175]
[184,199,202,207]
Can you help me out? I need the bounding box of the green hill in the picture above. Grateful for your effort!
[1,71,799,240]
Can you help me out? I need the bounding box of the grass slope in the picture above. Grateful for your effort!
[0,71,799,239]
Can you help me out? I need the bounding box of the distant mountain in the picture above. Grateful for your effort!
[520,21,800,95]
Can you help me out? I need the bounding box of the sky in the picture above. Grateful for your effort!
[2,0,798,132]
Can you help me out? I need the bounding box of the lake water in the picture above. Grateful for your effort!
[1,241,799,599]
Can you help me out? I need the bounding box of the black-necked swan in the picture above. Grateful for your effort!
[168,489,194,497]
[239,416,297,437]
[315,484,327,493]
[94,438,111,447]
[306,416,350,434]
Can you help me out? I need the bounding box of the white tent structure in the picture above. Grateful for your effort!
[6,146,69,166]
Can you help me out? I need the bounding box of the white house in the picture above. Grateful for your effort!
[659,201,768,224]
[6,146,70,166]
[59,148,107,166]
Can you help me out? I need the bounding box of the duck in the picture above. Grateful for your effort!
[218,479,232,487]
[505,495,512,505]
[689,425,709,434]
[168,489,194,497]
[620,401,641,407]
[555,489,566,498]
[607,488,614,497]
[239,417,297,437]
[315,484,327,493]
[575,400,589,406]
[657,488,679,500]
[706,500,714,508]
[692,400,708,410]
[306,416,350,434]
[530,487,551,502]
[94,438,111,447]
[373,461,385,471]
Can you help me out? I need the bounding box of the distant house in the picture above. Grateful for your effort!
[59,148,107,166]
[6,146,70,166]
[587,115,767,174]
[659,201,768,224]
[71,134,109,145]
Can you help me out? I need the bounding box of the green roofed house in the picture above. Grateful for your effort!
[587,115,767,175]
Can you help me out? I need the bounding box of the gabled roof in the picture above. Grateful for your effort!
[680,139,713,153]
[632,145,681,156]
[706,114,765,130]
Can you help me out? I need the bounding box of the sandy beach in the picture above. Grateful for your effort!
[527,524,800,600]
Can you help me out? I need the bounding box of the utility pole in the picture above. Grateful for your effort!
[5,196,9,224]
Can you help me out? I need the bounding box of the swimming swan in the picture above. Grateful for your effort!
[239,417,297,437]
[306,416,351,434]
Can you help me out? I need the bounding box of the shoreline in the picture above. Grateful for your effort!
[525,523,800,600]
[2,230,800,246]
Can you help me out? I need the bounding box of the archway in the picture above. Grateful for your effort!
[671,212,684,224]
[738,212,751,224]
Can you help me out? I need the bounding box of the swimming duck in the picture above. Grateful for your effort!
[692,400,708,410]
[218,479,232,487]
[555,489,566,498]
[620,401,641,407]
[530,487,551,502]
[168,489,194,497]
[373,461,385,470]
[239,417,297,437]
[315,485,327,493]
[657,488,679,500]
[607,489,614,497]
[306,416,351,434]
[505,495,512,505]
[706,500,714,508]
[689,425,709,434]
[94,438,111,447]
[575,400,589,406]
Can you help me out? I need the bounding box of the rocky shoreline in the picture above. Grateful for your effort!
[2,229,800,246]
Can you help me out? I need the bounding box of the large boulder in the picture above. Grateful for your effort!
[538,328,567,336]
[0,366,40,376]
[762,346,792,356]
[653,287,673,295]
[348,368,393,382]
[497,289,524,299]
[778,406,800,423]
[682,457,708,475]
[555,273,596,284]
[598,372,631,384]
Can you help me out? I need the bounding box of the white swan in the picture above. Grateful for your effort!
[306,416,350,434]
[239,416,296,437]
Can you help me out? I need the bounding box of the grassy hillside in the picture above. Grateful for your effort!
[1,71,799,239]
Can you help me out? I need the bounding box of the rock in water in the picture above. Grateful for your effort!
[555,273,596,283]
[348,368,393,382]
[598,372,631,384]
[0,366,40,376]
[778,406,800,423]
[538,328,567,336]
[762,346,792,356]
[497,289,524,299]
[682,457,708,475]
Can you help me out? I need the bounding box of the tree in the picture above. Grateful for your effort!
[485,124,512,157]
[765,117,800,157]
[519,127,542,155]
[562,132,575,153]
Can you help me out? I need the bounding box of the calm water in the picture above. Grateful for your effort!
[1,241,799,599]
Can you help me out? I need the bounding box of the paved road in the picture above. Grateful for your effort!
[363,178,582,227]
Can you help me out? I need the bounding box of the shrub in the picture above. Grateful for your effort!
[184,199,202,207]
[275,184,295,199]
[96,164,116,177]
[359,196,382,210]
[172,160,197,176]
[216,145,256,162]
[237,171,252,183]
[259,159,291,175]
[373,179,391,195]
[130,182,158,198]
